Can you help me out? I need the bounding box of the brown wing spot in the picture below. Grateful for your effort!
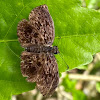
[37,62,42,66]
[34,33,39,38]
[48,73,52,77]
[29,67,36,74]
[46,21,49,26]
[40,38,43,41]
[35,40,38,44]
[24,25,33,33]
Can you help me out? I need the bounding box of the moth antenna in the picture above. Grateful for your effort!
[58,53,69,70]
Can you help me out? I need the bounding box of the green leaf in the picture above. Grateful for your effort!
[96,82,100,93]
[86,0,100,9]
[54,4,100,72]
[62,75,87,100]
[0,42,35,100]
[0,0,100,99]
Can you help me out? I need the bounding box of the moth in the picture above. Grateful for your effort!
[17,5,59,96]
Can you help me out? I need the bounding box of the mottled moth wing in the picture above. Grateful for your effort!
[21,52,59,96]
[17,4,59,96]
[17,5,55,47]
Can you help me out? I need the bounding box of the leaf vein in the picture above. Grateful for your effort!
[5,42,20,58]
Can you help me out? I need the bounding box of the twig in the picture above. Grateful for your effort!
[69,74,100,82]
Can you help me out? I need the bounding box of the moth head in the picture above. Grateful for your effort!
[53,46,59,54]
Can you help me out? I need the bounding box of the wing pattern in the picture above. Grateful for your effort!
[17,5,59,96]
